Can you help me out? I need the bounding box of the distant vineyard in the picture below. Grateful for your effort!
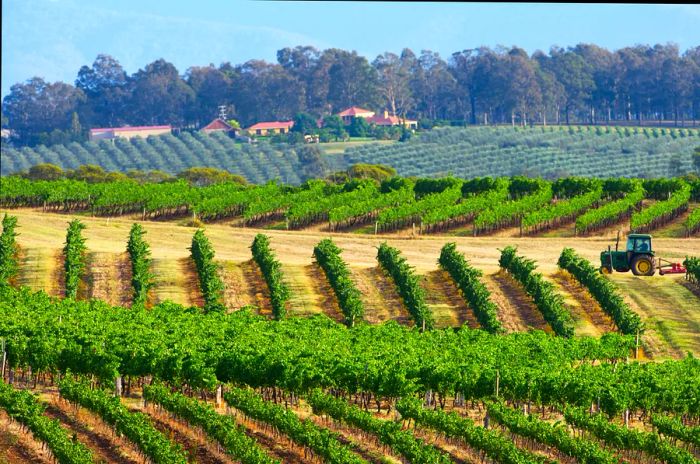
[2,209,700,464]
[1,131,311,184]
[2,175,699,237]
[2,125,699,182]
[343,125,700,178]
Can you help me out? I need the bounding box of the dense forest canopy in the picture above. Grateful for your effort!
[3,43,700,145]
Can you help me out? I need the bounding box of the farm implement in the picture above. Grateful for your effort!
[600,232,686,276]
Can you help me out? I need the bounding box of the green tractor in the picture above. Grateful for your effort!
[600,233,655,276]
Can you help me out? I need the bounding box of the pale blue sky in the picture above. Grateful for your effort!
[3,1,700,97]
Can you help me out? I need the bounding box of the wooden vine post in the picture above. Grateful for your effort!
[495,369,500,398]
[216,384,223,408]
[1,338,5,381]
[115,375,123,397]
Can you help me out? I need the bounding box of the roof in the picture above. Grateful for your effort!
[337,107,374,117]
[201,119,233,131]
[366,115,418,126]
[90,125,172,133]
[628,234,652,239]
[247,121,294,130]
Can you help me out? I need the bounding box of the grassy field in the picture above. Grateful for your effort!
[319,138,396,155]
[6,207,700,359]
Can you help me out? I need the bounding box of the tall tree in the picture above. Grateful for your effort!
[277,46,323,114]
[231,60,305,126]
[413,50,457,120]
[128,59,195,126]
[545,47,595,124]
[185,65,233,126]
[2,77,85,144]
[326,49,379,112]
[373,51,414,117]
[75,54,130,128]
[450,47,499,124]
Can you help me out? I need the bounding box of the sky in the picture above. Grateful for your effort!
[3,1,700,97]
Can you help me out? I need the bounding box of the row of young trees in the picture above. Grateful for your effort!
[5,43,700,145]
[499,246,575,337]
[224,387,366,464]
[313,239,364,327]
[58,377,189,464]
[558,248,644,334]
[143,383,277,464]
[307,389,451,463]
[251,234,290,320]
[0,380,94,464]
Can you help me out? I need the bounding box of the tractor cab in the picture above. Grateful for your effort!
[600,233,656,276]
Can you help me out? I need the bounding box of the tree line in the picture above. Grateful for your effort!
[3,43,700,146]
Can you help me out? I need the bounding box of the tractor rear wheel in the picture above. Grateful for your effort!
[631,255,655,276]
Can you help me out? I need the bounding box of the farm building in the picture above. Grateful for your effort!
[89,125,172,141]
[336,107,418,129]
[337,106,375,124]
[246,120,294,136]
[201,118,238,135]
[367,111,418,129]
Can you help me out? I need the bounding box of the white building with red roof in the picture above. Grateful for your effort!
[246,120,294,136]
[336,106,375,124]
[89,125,172,141]
[366,111,418,129]
[335,107,417,129]
[201,118,236,134]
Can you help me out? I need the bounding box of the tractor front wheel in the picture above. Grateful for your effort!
[631,255,655,276]
[600,266,612,274]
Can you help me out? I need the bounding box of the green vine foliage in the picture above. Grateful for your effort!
[189,229,225,312]
[487,400,618,464]
[558,248,643,334]
[63,219,87,299]
[684,256,700,286]
[564,406,696,464]
[438,242,502,333]
[313,238,364,327]
[308,389,451,464]
[5,284,700,418]
[126,223,155,307]
[499,246,575,337]
[251,234,290,319]
[0,214,20,285]
[651,413,700,447]
[377,242,433,330]
[631,182,691,232]
[0,380,93,464]
[144,383,278,464]
[225,387,366,464]
[59,377,188,464]
[395,396,547,464]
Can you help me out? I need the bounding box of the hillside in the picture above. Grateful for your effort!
[7,207,700,359]
[2,125,699,182]
[340,125,700,178]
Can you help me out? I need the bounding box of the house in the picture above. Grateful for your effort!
[335,107,418,129]
[89,125,172,141]
[201,118,237,134]
[336,106,375,124]
[246,121,294,136]
[367,111,419,130]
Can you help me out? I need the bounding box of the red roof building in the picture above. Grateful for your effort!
[201,118,235,133]
[336,106,375,124]
[89,125,172,141]
[366,111,418,129]
[246,121,294,136]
